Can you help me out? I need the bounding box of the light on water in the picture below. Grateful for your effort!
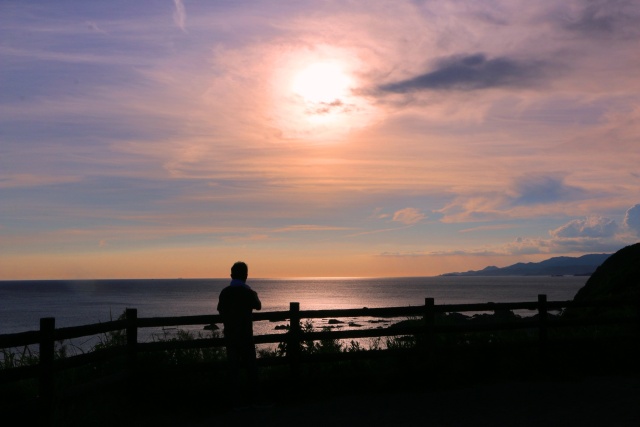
[0,276,587,337]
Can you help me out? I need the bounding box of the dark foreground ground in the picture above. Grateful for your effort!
[7,344,638,426]
[188,375,640,427]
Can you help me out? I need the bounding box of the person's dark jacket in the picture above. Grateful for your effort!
[217,281,261,341]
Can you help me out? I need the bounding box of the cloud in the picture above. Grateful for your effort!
[85,21,107,34]
[459,224,517,233]
[393,235,623,258]
[425,204,640,258]
[623,204,640,235]
[507,205,639,254]
[561,0,640,38]
[173,0,187,32]
[370,208,390,220]
[438,174,594,224]
[306,99,356,115]
[504,235,627,255]
[221,234,270,242]
[379,53,548,93]
[509,174,587,206]
[378,251,434,258]
[272,225,352,233]
[346,225,414,238]
[379,245,527,258]
[3,1,640,279]
[0,173,80,189]
[392,238,622,258]
[549,216,618,238]
[486,213,630,254]
[392,208,426,225]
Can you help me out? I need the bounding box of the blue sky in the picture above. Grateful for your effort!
[1,0,639,279]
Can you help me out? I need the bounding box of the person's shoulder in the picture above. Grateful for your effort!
[220,285,250,295]
[240,285,256,294]
[236,285,258,298]
[219,285,234,296]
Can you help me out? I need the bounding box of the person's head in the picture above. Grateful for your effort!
[230,261,248,282]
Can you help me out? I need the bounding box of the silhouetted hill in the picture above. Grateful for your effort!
[573,243,640,303]
[441,253,611,277]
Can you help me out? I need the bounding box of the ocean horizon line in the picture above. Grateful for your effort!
[0,275,446,283]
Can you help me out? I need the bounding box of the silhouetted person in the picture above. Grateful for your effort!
[217,261,262,407]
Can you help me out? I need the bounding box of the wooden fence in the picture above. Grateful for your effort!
[1,294,638,425]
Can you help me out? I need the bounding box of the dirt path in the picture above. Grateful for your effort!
[190,375,640,427]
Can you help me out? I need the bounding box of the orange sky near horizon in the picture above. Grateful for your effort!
[0,245,605,280]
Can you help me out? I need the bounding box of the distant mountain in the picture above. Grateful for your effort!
[441,253,612,277]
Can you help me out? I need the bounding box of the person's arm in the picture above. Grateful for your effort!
[252,291,262,311]
[217,290,225,314]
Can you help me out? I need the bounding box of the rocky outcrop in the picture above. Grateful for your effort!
[572,243,640,303]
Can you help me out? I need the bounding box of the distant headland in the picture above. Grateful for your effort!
[440,253,612,277]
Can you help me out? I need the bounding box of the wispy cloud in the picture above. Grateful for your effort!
[2,1,640,278]
[173,0,187,32]
[438,173,596,224]
[221,234,270,243]
[85,21,107,34]
[392,208,426,225]
[459,224,517,233]
[272,225,353,233]
[380,203,640,260]
[345,225,414,238]
[0,174,81,189]
[560,0,640,38]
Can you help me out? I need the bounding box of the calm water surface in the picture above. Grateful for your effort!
[0,276,587,338]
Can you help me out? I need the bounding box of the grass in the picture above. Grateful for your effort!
[1,309,639,426]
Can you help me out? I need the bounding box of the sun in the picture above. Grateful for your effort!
[288,61,357,127]
[268,48,377,140]
[291,62,352,104]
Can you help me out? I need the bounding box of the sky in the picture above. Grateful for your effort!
[1,0,639,279]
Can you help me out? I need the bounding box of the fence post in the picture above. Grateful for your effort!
[424,298,435,351]
[538,294,548,361]
[634,300,640,357]
[39,317,55,426]
[288,302,301,372]
[126,308,138,378]
[637,300,640,341]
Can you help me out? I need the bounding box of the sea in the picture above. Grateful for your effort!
[0,276,587,352]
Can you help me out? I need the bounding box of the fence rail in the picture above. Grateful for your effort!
[1,294,638,425]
